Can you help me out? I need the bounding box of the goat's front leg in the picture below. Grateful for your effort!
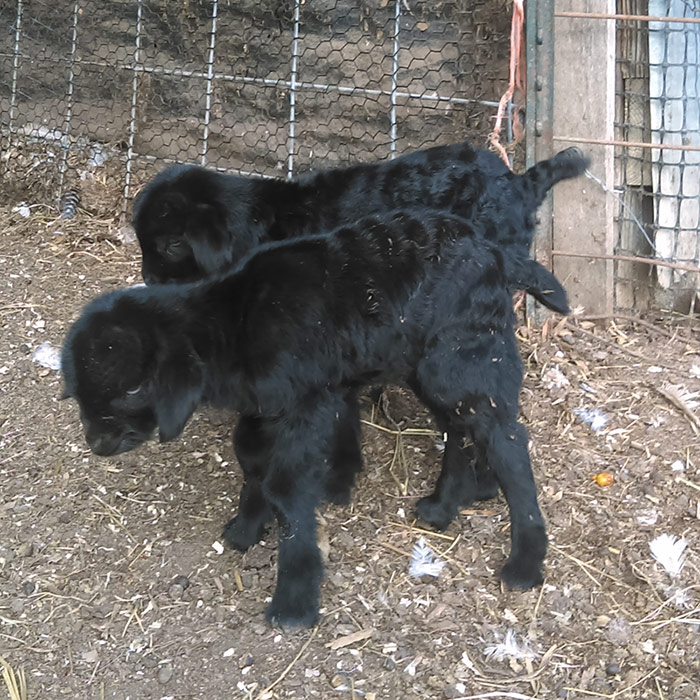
[262,396,340,628]
[223,415,275,552]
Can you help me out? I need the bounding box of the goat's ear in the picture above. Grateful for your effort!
[184,203,232,275]
[153,345,204,443]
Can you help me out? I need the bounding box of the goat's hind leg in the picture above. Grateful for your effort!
[414,327,546,589]
[324,390,364,505]
[474,419,547,589]
[410,383,500,532]
[420,406,546,589]
[222,414,276,552]
[413,417,478,530]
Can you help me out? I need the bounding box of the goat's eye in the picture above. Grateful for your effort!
[126,386,141,395]
[164,239,187,260]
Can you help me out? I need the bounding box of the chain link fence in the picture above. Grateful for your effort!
[615,0,700,312]
[0,0,513,214]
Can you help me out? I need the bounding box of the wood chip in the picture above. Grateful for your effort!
[325,628,374,650]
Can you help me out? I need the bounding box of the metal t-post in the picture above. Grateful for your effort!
[526,0,555,325]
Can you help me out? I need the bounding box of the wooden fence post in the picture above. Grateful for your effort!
[552,0,616,314]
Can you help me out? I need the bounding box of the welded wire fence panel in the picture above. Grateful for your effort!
[614,1,700,312]
[0,0,512,210]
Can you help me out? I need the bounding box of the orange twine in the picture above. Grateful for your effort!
[488,0,525,170]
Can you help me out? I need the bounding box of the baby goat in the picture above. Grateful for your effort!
[63,210,548,627]
[134,145,586,512]
[133,143,588,298]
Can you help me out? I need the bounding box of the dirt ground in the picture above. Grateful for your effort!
[1,191,699,700]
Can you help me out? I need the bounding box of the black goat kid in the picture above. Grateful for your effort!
[134,145,586,518]
[133,142,589,308]
[63,211,548,627]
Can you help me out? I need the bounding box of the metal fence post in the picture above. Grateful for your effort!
[201,0,219,167]
[287,0,301,180]
[124,0,144,206]
[7,0,23,159]
[526,0,555,324]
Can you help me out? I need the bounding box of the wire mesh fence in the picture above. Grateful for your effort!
[614,0,700,312]
[0,0,513,213]
[4,2,698,313]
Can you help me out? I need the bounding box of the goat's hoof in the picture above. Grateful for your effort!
[416,496,454,531]
[265,596,319,629]
[222,516,266,552]
[500,557,544,591]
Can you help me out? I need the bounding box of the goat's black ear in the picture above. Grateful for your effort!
[153,345,204,443]
[185,203,232,275]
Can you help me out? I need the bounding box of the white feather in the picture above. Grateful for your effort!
[649,534,688,578]
[483,629,537,661]
[409,537,446,578]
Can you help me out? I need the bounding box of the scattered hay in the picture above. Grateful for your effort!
[0,657,27,700]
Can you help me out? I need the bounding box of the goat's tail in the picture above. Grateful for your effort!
[520,147,590,212]
[509,259,570,315]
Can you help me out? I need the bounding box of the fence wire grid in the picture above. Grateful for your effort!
[0,0,513,211]
[614,0,700,312]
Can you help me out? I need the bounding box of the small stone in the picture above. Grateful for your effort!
[168,584,185,600]
[251,622,267,636]
[329,572,345,587]
[59,511,71,524]
[23,581,36,595]
[171,575,190,589]
[606,617,632,646]
[17,542,33,558]
[330,674,345,689]
[157,666,173,684]
[142,655,158,669]
[10,599,24,615]
[596,614,611,627]
[0,546,15,565]
[605,661,620,676]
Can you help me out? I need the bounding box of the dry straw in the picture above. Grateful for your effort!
[0,656,27,700]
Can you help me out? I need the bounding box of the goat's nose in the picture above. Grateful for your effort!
[87,432,121,457]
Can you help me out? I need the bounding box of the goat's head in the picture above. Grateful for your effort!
[133,164,232,285]
[61,293,204,455]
